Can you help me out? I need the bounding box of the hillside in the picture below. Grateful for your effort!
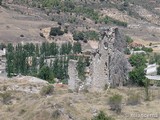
[0,0,160,44]
[0,0,160,120]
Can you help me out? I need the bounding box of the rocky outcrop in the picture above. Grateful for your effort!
[0,76,49,93]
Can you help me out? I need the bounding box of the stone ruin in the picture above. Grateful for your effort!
[68,60,80,92]
[68,27,131,92]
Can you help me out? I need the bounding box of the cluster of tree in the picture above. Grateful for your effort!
[5,42,85,83]
[37,56,69,83]
[132,46,153,53]
[129,54,147,86]
[6,43,33,77]
[124,35,153,54]
[40,42,59,56]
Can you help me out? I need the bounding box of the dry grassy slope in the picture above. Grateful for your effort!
[0,84,160,120]
[0,6,57,44]
[1,0,160,44]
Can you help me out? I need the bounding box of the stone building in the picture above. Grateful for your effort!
[68,27,131,92]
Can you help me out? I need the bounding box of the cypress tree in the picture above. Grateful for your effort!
[73,42,82,54]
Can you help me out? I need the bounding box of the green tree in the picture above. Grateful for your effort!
[129,66,146,86]
[6,43,15,77]
[52,58,59,77]
[6,52,14,77]
[31,55,37,75]
[129,54,146,68]
[60,42,72,55]
[35,44,40,56]
[39,55,45,69]
[50,42,59,56]
[73,42,82,54]
[77,57,86,80]
[38,65,54,83]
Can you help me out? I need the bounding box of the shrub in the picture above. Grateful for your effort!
[92,111,115,120]
[124,48,130,55]
[40,85,54,96]
[50,27,64,36]
[73,32,85,41]
[85,31,99,41]
[108,94,122,114]
[102,16,127,27]
[0,92,12,104]
[52,110,61,119]
[19,109,26,115]
[141,46,153,52]
[126,36,133,44]
[127,92,141,105]
[129,66,146,86]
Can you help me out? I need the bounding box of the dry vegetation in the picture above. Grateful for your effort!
[0,83,160,120]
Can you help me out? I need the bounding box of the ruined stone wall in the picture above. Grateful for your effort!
[89,27,130,91]
[109,50,130,87]
[89,28,115,91]
[68,60,80,92]
[68,27,131,92]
